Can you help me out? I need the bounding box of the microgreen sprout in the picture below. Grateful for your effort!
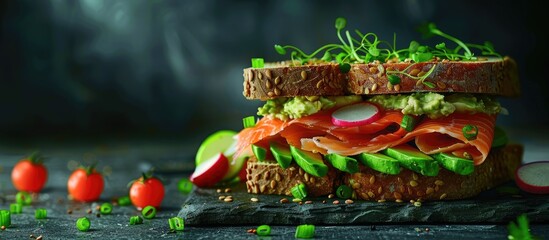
[508,214,539,240]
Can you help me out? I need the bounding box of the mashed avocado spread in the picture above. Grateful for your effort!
[258,93,501,120]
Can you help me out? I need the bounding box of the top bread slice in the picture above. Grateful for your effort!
[242,56,520,100]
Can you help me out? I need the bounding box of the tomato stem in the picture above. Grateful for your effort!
[28,152,44,164]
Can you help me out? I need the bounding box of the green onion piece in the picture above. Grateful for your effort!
[400,115,416,132]
[295,224,315,239]
[387,75,401,85]
[177,178,193,194]
[35,208,47,219]
[76,217,91,232]
[100,203,113,215]
[339,63,351,73]
[242,116,256,128]
[117,196,131,206]
[336,185,352,199]
[0,210,11,228]
[251,58,264,68]
[462,124,478,140]
[129,216,143,225]
[168,217,185,231]
[16,191,32,206]
[290,183,308,199]
[252,144,267,162]
[256,225,271,236]
[141,206,157,219]
[10,203,22,214]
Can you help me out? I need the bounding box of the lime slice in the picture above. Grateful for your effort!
[195,130,237,166]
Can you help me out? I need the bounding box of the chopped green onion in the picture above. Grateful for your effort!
[252,144,267,161]
[35,208,47,219]
[177,178,193,194]
[339,63,351,73]
[251,58,264,68]
[387,75,401,85]
[291,183,308,199]
[117,196,131,206]
[400,115,416,132]
[336,185,352,199]
[141,206,156,219]
[242,116,256,128]
[100,203,113,215]
[295,224,315,239]
[0,210,11,228]
[168,217,185,231]
[16,191,32,205]
[10,203,22,214]
[256,225,271,236]
[76,217,91,232]
[129,216,143,225]
[462,124,478,140]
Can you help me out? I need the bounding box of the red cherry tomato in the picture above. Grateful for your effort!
[67,167,104,202]
[129,174,165,209]
[11,153,48,193]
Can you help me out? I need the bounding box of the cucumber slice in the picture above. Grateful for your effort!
[357,153,401,175]
[324,153,359,173]
[270,142,293,169]
[383,145,439,176]
[290,146,328,177]
[252,144,267,162]
[432,152,474,175]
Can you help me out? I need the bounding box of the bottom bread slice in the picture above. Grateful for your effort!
[245,144,523,201]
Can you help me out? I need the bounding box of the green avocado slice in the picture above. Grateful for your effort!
[270,141,293,169]
[290,146,328,177]
[324,153,359,173]
[357,152,401,175]
[383,145,439,176]
[431,152,474,175]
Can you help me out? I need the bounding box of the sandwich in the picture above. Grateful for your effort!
[193,18,522,202]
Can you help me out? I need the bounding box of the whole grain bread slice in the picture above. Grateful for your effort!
[245,143,523,201]
[243,56,520,100]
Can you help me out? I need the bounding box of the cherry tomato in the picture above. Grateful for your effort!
[11,153,48,192]
[129,174,165,209]
[67,167,104,202]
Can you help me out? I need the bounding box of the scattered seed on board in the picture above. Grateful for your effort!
[224,198,233,202]
[250,198,259,202]
[328,194,335,199]
[333,200,340,205]
[305,200,313,204]
[225,188,232,193]
[280,198,289,203]
[345,199,354,204]
[217,189,222,193]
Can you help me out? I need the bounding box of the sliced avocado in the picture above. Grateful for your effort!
[491,126,508,148]
[270,141,293,169]
[431,152,474,175]
[357,153,401,175]
[324,153,359,173]
[252,144,267,162]
[289,146,328,177]
[383,145,439,176]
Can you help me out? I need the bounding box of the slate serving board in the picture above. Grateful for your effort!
[178,183,549,225]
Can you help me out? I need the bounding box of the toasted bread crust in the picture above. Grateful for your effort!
[243,57,520,100]
[245,144,523,201]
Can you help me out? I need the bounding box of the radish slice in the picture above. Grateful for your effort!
[331,102,382,127]
[190,153,229,188]
[515,161,549,194]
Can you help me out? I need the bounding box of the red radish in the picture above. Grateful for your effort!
[190,153,229,187]
[331,102,382,127]
[515,161,549,194]
[238,159,249,182]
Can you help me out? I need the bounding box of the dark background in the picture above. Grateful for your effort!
[1,0,547,141]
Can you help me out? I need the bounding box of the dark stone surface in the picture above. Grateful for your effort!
[179,183,549,226]
[0,138,548,239]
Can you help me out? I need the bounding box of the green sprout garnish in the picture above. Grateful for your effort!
[275,17,502,65]
[508,214,539,240]
[273,17,502,88]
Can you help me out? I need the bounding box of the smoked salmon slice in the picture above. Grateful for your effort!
[234,108,496,165]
